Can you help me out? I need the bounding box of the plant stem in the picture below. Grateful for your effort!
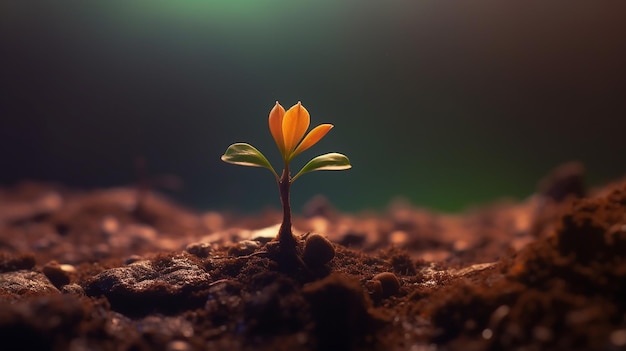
[277,162,296,251]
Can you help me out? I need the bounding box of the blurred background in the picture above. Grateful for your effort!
[1,1,625,213]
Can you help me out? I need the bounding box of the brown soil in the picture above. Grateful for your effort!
[1,164,626,351]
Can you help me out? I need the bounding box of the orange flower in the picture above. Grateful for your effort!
[268,101,333,162]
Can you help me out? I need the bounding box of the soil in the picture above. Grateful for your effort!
[1,163,626,351]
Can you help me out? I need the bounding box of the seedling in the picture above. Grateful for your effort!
[221,101,351,257]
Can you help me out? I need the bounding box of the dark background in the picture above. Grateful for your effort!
[1,1,625,213]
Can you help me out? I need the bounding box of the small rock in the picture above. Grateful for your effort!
[0,270,59,295]
[185,242,213,258]
[372,272,400,297]
[85,254,211,315]
[60,263,76,272]
[61,283,85,296]
[42,261,72,288]
[303,234,335,267]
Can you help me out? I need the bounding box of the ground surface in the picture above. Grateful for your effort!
[1,165,626,351]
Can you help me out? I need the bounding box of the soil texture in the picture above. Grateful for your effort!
[1,164,626,351]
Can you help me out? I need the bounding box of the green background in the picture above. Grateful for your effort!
[1,1,625,213]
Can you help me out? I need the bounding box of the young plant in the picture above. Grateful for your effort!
[221,101,351,255]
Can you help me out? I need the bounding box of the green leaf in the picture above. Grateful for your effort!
[292,153,351,182]
[221,143,278,178]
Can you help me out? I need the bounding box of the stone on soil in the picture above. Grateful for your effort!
[85,254,211,314]
[0,270,59,295]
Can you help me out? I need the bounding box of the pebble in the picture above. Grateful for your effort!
[42,261,73,288]
[85,254,211,314]
[61,283,85,295]
[0,270,59,295]
[303,234,335,266]
[372,272,400,297]
[185,242,213,258]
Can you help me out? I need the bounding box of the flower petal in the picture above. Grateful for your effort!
[268,101,286,156]
[292,124,333,158]
[282,102,310,156]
